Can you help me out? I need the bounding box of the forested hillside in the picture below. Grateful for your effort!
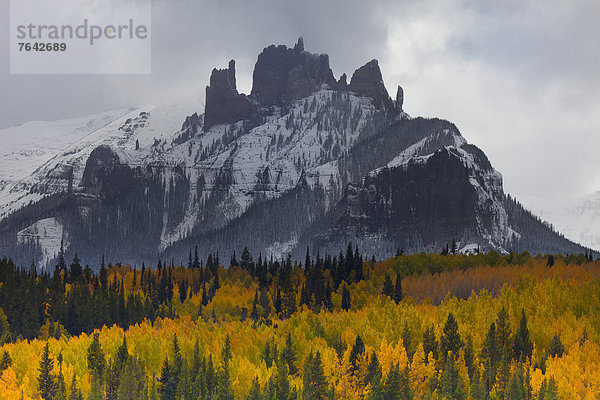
[0,246,599,399]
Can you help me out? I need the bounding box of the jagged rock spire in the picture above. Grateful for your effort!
[294,37,304,52]
[396,85,404,111]
[347,59,394,111]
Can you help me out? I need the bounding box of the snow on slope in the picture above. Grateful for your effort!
[0,98,202,220]
[0,110,129,198]
[519,192,600,251]
[17,217,66,270]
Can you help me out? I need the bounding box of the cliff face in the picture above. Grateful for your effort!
[250,37,338,106]
[204,60,256,131]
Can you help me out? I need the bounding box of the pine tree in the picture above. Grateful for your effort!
[221,335,232,366]
[68,375,83,400]
[193,246,200,269]
[504,361,526,400]
[158,357,176,400]
[275,289,282,315]
[302,351,330,400]
[275,357,290,400]
[117,357,146,400]
[364,351,381,386]
[496,307,511,355]
[469,367,485,400]
[216,364,235,400]
[53,351,66,400]
[349,334,365,374]
[441,313,462,361]
[401,323,415,361]
[481,322,498,393]
[393,275,402,303]
[201,283,208,306]
[538,376,559,400]
[382,275,394,298]
[248,377,261,400]
[382,363,401,400]
[548,334,564,358]
[87,332,106,380]
[341,284,351,311]
[464,335,474,378]
[0,350,12,372]
[440,356,466,400]
[282,332,298,375]
[514,309,533,362]
[38,342,55,400]
[422,324,438,363]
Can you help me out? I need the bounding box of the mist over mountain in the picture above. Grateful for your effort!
[0,38,592,269]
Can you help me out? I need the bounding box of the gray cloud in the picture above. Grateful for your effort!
[1,0,598,200]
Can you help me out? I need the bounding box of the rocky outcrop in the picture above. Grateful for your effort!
[204,60,255,131]
[396,85,404,111]
[251,37,337,107]
[80,145,138,198]
[328,147,479,246]
[347,60,394,111]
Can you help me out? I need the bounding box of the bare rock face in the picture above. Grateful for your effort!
[250,37,337,107]
[204,60,255,131]
[348,60,394,111]
[396,85,404,111]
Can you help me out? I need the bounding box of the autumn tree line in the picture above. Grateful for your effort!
[0,245,599,399]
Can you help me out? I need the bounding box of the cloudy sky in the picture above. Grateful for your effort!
[1,0,599,201]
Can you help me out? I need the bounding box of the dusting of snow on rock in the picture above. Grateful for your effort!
[17,217,66,270]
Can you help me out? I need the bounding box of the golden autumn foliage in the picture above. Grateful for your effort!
[0,254,599,399]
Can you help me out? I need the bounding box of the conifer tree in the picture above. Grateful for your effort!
[422,325,438,363]
[248,377,261,400]
[302,351,330,400]
[401,323,415,361]
[440,356,466,400]
[158,357,176,400]
[69,375,83,400]
[382,275,394,298]
[55,352,67,400]
[282,332,298,375]
[341,284,351,311]
[349,334,365,374]
[504,361,526,400]
[87,332,106,380]
[0,350,12,372]
[440,313,462,361]
[393,275,402,303]
[548,334,564,358]
[275,357,290,400]
[364,351,381,386]
[216,363,235,400]
[38,342,55,400]
[538,376,559,400]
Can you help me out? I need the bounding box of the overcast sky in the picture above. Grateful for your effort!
[1,0,599,201]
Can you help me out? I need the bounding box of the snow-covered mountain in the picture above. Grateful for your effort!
[0,38,590,269]
[519,192,600,252]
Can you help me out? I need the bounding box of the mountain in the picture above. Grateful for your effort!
[0,38,591,269]
[519,192,600,252]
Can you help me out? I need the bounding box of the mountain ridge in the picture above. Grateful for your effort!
[0,38,594,269]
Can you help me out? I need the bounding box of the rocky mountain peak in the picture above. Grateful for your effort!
[347,59,394,111]
[250,37,336,107]
[294,36,304,52]
[204,59,255,131]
